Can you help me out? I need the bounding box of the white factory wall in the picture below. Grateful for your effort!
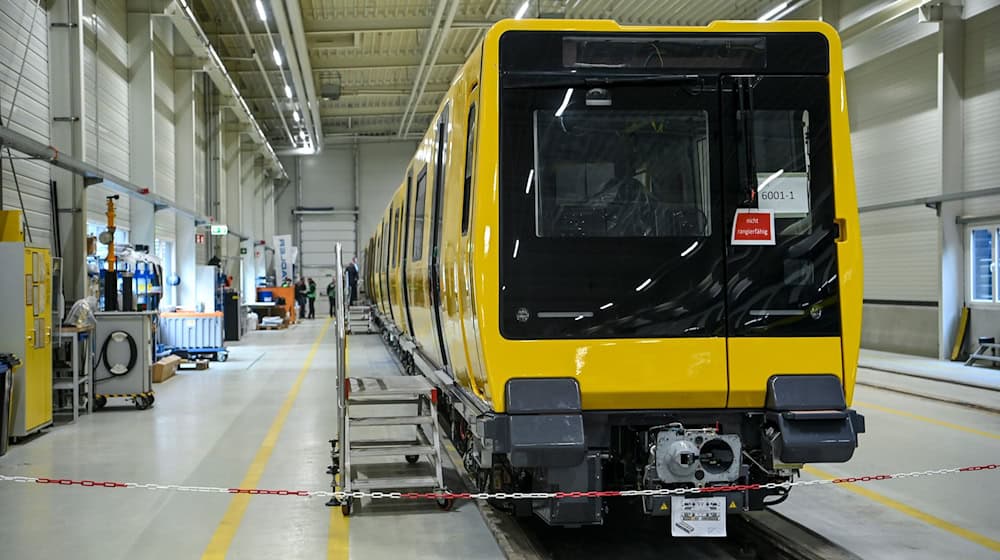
[962,6,1000,351]
[0,0,274,308]
[276,140,417,280]
[83,0,131,232]
[840,2,1000,357]
[1,0,51,247]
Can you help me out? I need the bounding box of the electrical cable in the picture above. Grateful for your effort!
[94,330,138,383]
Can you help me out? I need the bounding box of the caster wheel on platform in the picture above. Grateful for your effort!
[341,498,355,516]
[94,396,107,410]
[134,396,151,410]
[436,496,455,511]
[218,352,229,363]
[405,455,419,464]
[147,395,155,405]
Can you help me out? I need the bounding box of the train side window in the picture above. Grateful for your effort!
[392,208,401,267]
[412,166,428,261]
[462,102,477,235]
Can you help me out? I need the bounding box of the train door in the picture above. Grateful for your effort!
[402,173,416,335]
[429,106,452,367]
[383,217,394,321]
[458,90,487,396]
[721,75,844,407]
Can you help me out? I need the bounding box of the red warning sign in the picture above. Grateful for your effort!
[731,209,775,246]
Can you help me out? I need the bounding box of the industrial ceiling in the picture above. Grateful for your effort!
[192,0,789,149]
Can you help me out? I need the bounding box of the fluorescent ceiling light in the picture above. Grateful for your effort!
[272,48,282,67]
[292,110,300,123]
[299,130,306,142]
[524,169,535,194]
[635,278,653,292]
[680,241,699,257]
[514,1,530,19]
[600,302,614,310]
[284,84,292,99]
[513,239,520,259]
[554,88,573,117]
[255,0,266,21]
[757,1,789,21]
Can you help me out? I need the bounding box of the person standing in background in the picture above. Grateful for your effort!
[294,277,307,320]
[326,278,337,318]
[346,257,360,305]
[307,278,317,319]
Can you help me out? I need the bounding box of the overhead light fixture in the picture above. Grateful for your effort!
[292,110,300,123]
[514,1,530,19]
[299,130,307,142]
[554,88,573,117]
[284,84,292,99]
[757,1,789,21]
[255,0,266,21]
[272,48,282,67]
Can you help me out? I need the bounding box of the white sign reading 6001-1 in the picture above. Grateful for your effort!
[756,173,810,215]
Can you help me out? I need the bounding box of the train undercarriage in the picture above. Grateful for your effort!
[378,318,865,528]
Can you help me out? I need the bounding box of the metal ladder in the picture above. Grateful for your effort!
[328,244,451,516]
[346,305,372,334]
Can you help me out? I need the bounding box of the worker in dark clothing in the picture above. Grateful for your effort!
[294,278,307,320]
[326,279,337,317]
[346,257,359,305]
[307,278,317,319]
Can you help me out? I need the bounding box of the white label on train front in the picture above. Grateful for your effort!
[671,496,727,537]
[757,172,810,215]
[731,209,776,246]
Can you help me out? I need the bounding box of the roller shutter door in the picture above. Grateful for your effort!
[300,216,355,279]
[83,0,130,232]
[964,7,1000,216]
[849,35,939,302]
[1,0,51,247]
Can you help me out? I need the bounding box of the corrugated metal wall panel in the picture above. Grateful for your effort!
[84,0,130,231]
[964,6,1000,215]
[155,210,175,241]
[0,0,51,247]
[848,35,940,207]
[154,39,175,203]
[194,78,206,215]
[860,207,939,301]
[849,36,940,303]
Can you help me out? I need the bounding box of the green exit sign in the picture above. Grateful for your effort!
[240,247,248,255]
[210,224,229,236]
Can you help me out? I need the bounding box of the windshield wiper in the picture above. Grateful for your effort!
[502,72,707,89]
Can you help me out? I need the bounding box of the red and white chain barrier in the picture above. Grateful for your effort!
[1,463,997,502]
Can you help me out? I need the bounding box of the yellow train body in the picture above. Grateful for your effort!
[369,18,862,413]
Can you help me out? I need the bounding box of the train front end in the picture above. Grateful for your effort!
[471,20,865,528]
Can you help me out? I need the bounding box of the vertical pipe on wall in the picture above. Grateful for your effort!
[353,140,361,261]
[49,0,88,302]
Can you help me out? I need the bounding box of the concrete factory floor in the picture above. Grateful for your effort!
[0,319,998,559]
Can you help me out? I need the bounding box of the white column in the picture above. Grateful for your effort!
[937,6,965,359]
[175,65,198,308]
[49,0,88,301]
[127,10,156,248]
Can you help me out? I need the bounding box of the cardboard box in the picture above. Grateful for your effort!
[152,355,183,383]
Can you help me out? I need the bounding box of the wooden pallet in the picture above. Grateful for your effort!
[258,322,288,331]
[178,359,210,371]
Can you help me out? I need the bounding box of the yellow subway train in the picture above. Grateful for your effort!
[364,18,865,526]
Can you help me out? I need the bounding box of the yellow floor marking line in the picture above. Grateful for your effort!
[854,400,1000,441]
[328,334,350,560]
[804,465,1000,553]
[202,318,333,559]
